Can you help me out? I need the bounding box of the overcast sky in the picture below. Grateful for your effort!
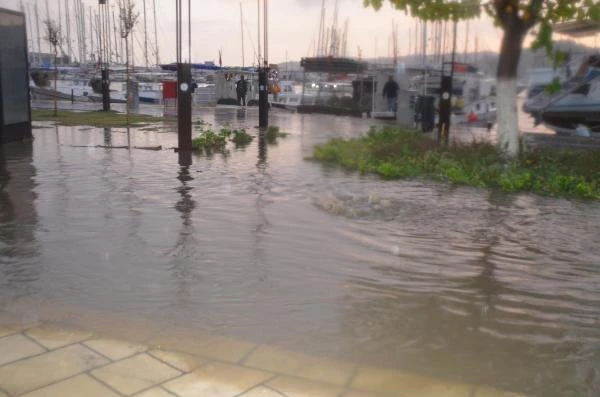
[2,0,595,66]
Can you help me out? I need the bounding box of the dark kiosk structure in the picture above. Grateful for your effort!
[0,7,32,144]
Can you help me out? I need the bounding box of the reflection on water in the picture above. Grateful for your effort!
[0,141,40,303]
[1,108,600,397]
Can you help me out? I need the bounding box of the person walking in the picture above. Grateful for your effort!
[382,75,400,112]
[236,75,248,107]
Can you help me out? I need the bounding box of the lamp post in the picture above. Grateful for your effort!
[258,0,269,129]
[176,0,192,152]
[437,18,457,146]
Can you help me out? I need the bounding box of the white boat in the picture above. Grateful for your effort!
[269,80,302,110]
[461,96,497,127]
[540,64,600,134]
[522,67,569,114]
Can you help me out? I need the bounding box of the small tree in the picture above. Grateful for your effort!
[119,0,139,125]
[44,19,62,117]
[365,0,600,157]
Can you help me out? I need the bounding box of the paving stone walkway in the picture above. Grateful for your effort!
[0,323,525,397]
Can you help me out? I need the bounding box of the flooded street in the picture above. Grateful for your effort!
[2,105,600,397]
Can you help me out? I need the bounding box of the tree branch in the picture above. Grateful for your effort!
[523,0,544,29]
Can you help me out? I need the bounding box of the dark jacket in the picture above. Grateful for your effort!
[382,80,399,98]
[236,79,248,95]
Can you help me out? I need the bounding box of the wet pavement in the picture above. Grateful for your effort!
[1,103,600,397]
[0,322,523,397]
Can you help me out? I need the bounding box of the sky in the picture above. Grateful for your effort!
[1,0,596,67]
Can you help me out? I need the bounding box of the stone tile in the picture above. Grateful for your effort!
[0,324,32,338]
[244,346,354,386]
[133,387,175,397]
[148,349,205,372]
[148,331,255,363]
[84,338,147,361]
[0,333,46,366]
[240,386,285,397]
[0,344,109,396]
[25,327,93,350]
[163,362,272,397]
[91,353,181,395]
[351,366,474,397]
[20,374,120,397]
[342,391,383,397]
[474,386,528,397]
[267,376,342,397]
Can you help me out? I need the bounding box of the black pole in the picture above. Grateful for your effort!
[100,0,110,111]
[177,64,192,151]
[175,0,191,151]
[436,19,457,146]
[258,67,268,128]
[101,68,110,111]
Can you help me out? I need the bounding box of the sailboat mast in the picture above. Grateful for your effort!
[22,2,32,55]
[152,0,159,65]
[257,0,261,66]
[317,0,325,56]
[112,10,119,63]
[65,0,72,62]
[464,20,469,63]
[143,0,148,67]
[89,7,94,62]
[76,0,82,64]
[80,0,87,64]
[34,2,41,56]
[44,0,50,52]
[422,20,427,96]
[240,1,245,68]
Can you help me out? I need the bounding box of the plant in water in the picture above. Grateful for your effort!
[312,126,600,200]
[264,126,289,144]
[230,128,254,147]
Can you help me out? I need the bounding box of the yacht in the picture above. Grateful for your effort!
[530,55,600,134]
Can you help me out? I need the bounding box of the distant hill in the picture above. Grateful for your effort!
[275,40,597,80]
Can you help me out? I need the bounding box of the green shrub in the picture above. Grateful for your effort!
[312,126,600,200]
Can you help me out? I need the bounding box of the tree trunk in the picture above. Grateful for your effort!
[496,27,526,158]
[125,40,130,126]
[53,49,58,117]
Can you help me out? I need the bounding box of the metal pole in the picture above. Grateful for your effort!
[257,0,261,66]
[258,0,268,128]
[176,0,192,151]
[188,0,191,64]
[143,0,148,66]
[153,0,159,65]
[100,1,110,111]
[240,1,245,68]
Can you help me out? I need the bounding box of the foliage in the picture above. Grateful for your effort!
[264,126,289,144]
[192,127,255,153]
[118,0,139,39]
[364,0,600,64]
[230,128,254,147]
[31,110,165,127]
[312,126,600,199]
[44,20,62,51]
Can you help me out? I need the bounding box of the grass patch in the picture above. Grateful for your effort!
[32,109,169,127]
[264,126,289,144]
[312,126,600,200]
[192,127,255,153]
[229,128,254,147]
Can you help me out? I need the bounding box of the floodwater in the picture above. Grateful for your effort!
[2,104,600,397]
